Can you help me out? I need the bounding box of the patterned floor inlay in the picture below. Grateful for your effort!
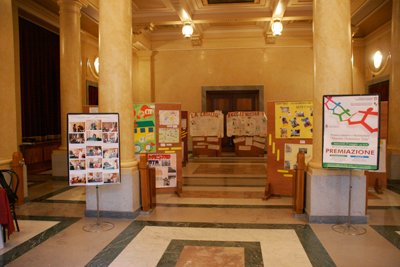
[370,225,400,250]
[157,240,262,267]
[87,221,334,267]
[193,164,267,175]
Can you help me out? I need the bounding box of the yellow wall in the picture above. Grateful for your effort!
[153,47,314,115]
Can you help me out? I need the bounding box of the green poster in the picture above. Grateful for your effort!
[134,103,156,153]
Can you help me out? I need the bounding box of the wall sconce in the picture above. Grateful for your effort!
[272,19,283,36]
[373,50,383,69]
[87,55,99,81]
[182,22,193,38]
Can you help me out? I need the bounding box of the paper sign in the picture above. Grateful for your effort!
[208,145,220,150]
[207,137,219,142]
[233,137,245,143]
[253,142,265,150]
[193,137,205,141]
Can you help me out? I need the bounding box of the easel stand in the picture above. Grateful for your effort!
[332,170,366,235]
[83,185,114,232]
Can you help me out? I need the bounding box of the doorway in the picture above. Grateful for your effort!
[205,88,261,152]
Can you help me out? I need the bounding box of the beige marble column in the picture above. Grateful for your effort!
[387,0,400,181]
[99,0,137,172]
[136,51,153,103]
[0,0,18,168]
[57,0,87,150]
[309,0,352,170]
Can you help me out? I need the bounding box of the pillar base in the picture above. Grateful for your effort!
[305,168,367,224]
[388,153,400,183]
[52,150,68,178]
[86,171,141,213]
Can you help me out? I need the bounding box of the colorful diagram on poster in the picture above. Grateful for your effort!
[148,154,177,188]
[275,101,313,139]
[134,103,156,153]
[322,95,380,170]
[68,113,120,186]
[227,111,267,137]
[159,110,180,127]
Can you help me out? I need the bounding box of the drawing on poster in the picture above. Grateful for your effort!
[134,103,156,153]
[159,110,180,126]
[190,112,224,137]
[226,112,267,137]
[159,128,179,143]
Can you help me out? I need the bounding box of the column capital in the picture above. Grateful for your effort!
[57,0,88,12]
[136,50,153,60]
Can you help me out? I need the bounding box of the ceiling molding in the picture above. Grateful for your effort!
[364,20,391,46]
[15,0,60,28]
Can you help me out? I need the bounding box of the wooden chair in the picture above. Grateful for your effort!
[0,170,20,242]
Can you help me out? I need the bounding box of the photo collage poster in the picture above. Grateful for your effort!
[134,103,157,153]
[189,112,224,137]
[323,94,380,170]
[226,111,267,137]
[275,101,313,139]
[68,113,120,186]
[148,154,177,188]
[284,144,313,170]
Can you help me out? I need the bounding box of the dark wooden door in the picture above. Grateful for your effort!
[369,80,389,101]
[207,90,259,152]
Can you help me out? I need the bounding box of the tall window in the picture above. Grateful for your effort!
[19,17,61,141]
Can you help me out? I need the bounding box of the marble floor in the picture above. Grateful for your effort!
[1,155,400,266]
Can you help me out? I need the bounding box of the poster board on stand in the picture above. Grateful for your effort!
[266,102,313,196]
[227,111,267,157]
[190,112,224,157]
[67,113,120,186]
[134,103,183,195]
[322,94,380,170]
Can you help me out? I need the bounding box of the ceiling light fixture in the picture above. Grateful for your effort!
[182,22,193,38]
[272,19,283,36]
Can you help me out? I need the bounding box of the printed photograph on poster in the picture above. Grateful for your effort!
[87,172,103,183]
[87,158,102,169]
[70,174,86,185]
[291,129,300,137]
[69,148,85,158]
[69,122,85,132]
[102,122,118,132]
[103,159,118,170]
[290,118,299,128]
[104,172,119,183]
[302,117,311,127]
[280,107,289,113]
[281,116,288,125]
[68,113,120,186]
[86,146,102,157]
[281,128,287,138]
[103,148,119,158]
[69,133,85,144]
[322,95,380,170]
[70,160,86,170]
[86,130,102,141]
[296,111,304,117]
[86,120,101,131]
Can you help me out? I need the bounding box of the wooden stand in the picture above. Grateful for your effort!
[139,154,156,212]
[192,137,222,157]
[234,136,265,157]
[292,153,305,214]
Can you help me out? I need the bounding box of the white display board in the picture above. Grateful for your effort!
[68,113,121,186]
[226,111,267,137]
[322,95,380,170]
[189,112,224,137]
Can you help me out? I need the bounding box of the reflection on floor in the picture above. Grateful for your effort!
[1,154,400,266]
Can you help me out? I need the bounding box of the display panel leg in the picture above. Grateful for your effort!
[83,185,115,232]
[332,170,366,235]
